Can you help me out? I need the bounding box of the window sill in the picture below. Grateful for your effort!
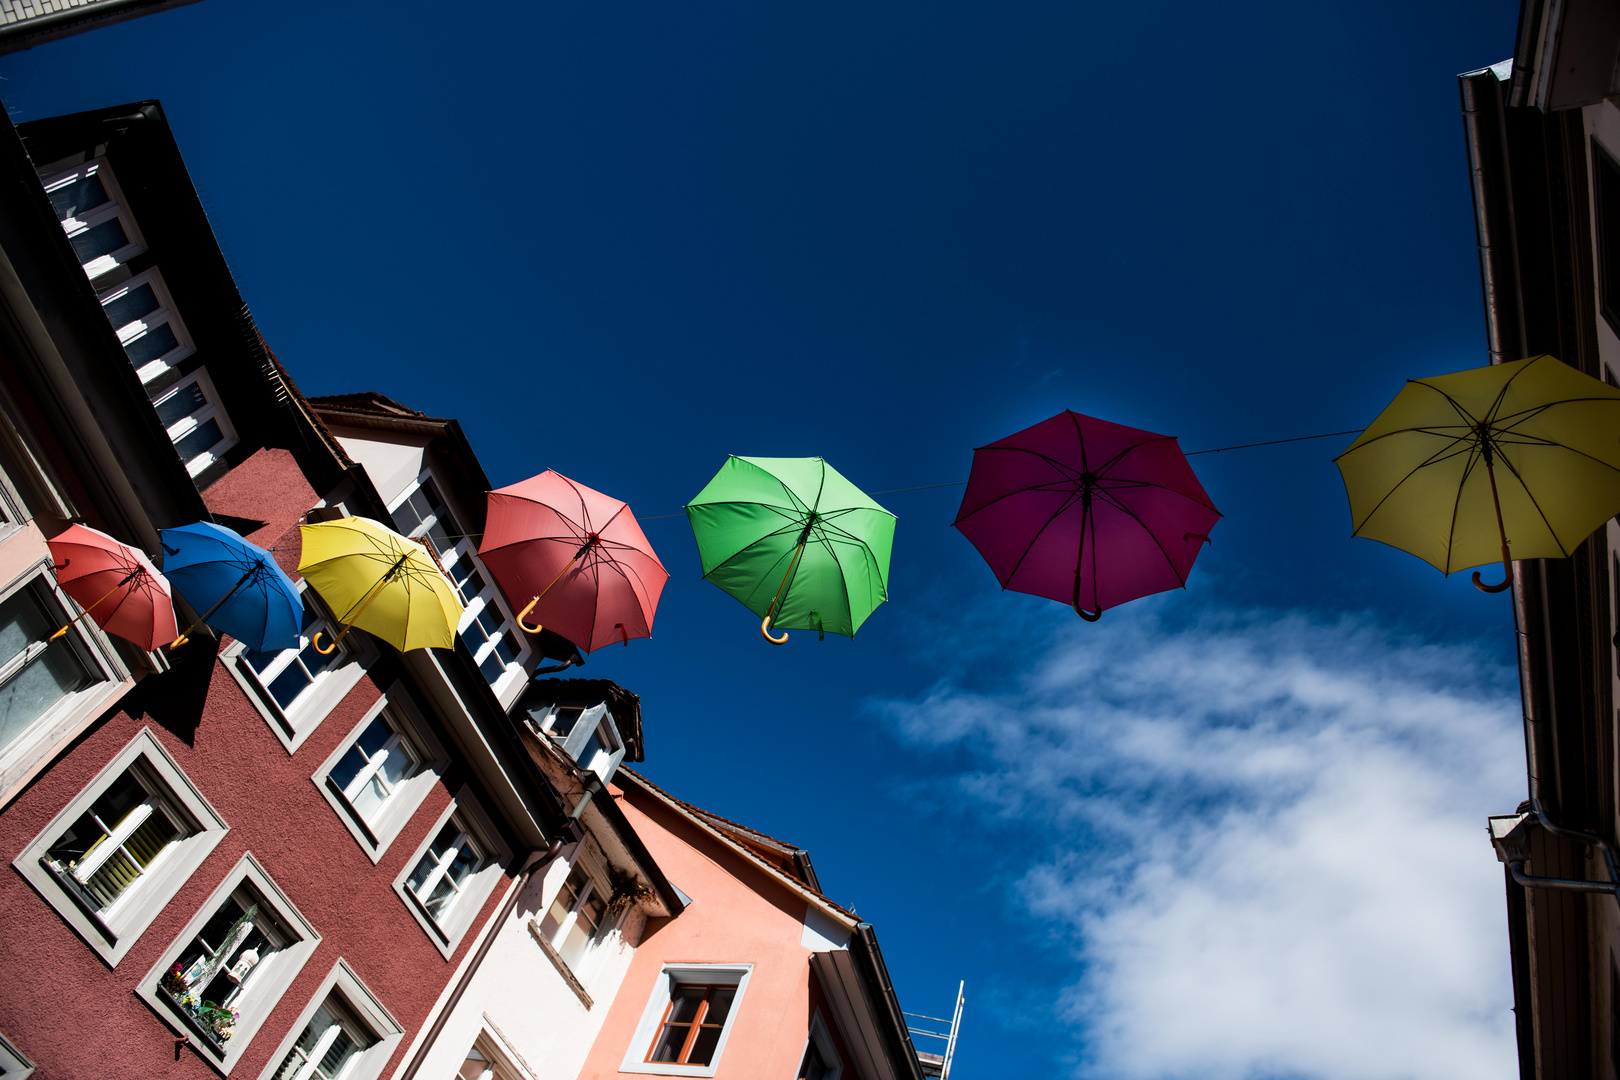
[526,918,593,1009]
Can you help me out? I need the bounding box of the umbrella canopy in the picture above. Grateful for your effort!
[954,411,1221,620]
[297,516,464,653]
[159,521,301,652]
[687,456,895,643]
[1335,355,1620,591]
[479,470,668,654]
[47,524,177,650]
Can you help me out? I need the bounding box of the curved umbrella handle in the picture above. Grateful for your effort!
[312,630,338,655]
[1472,568,1512,593]
[517,595,545,635]
[1073,603,1103,622]
[761,614,789,645]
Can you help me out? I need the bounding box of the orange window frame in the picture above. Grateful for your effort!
[646,983,730,1066]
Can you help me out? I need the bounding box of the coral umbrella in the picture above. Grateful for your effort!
[298,517,464,654]
[47,524,177,650]
[478,470,668,654]
[954,411,1221,620]
[159,521,301,652]
[687,456,895,644]
[1335,355,1620,592]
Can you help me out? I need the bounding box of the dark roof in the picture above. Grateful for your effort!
[521,678,644,762]
[306,391,449,423]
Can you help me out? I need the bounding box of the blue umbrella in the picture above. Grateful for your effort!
[159,522,302,652]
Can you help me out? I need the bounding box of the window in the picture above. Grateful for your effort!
[0,1030,34,1080]
[138,853,320,1074]
[258,960,404,1080]
[620,964,753,1077]
[392,788,512,957]
[525,701,626,783]
[0,580,97,757]
[538,861,609,971]
[226,589,371,753]
[98,269,194,384]
[152,369,237,478]
[14,731,226,966]
[43,159,145,279]
[312,686,448,862]
[388,474,529,698]
[1597,142,1620,338]
[798,1013,843,1080]
[456,1033,523,1080]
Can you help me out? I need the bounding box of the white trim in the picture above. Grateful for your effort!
[254,958,404,1080]
[391,786,513,958]
[97,267,195,384]
[311,684,449,863]
[152,367,238,478]
[618,963,754,1077]
[0,1029,34,1079]
[799,1010,844,1080]
[221,585,373,755]
[42,157,146,279]
[13,727,230,965]
[136,852,322,1075]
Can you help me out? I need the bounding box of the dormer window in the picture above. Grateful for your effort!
[525,702,626,783]
[43,159,145,279]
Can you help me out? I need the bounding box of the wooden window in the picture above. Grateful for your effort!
[646,984,737,1067]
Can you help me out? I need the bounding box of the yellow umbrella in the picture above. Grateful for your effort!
[298,516,464,653]
[1336,355,1620,592]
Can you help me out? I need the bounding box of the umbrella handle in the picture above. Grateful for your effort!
[1073,603,1103,622]
[50,567,145,641]
[1473,449,1514,594]
[1472,564,1512,593]
[761,614,789,644]
[517,596,545,635]
[312,629,340,655]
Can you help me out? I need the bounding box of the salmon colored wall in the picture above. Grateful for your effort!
[0,450,515,1080]
[576,784,850,1080]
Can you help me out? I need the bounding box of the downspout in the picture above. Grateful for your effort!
[1461,65,1620,900]
[395,818,582,1080]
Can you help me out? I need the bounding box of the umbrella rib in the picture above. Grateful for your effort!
[1091,486,1195,586]
[1441,443,1480,574]
[701,519,809,581]
[1001,488,1086,587]
[1089,435,1179,478]
[1347,432,1477,534]
[1492,447,1576,557]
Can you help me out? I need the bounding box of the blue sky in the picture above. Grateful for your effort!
[2,2,1530,1076]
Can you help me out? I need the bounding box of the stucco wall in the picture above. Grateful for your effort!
[329,431,425,512]
[575,787,856,1080]
[0,450,516,1079]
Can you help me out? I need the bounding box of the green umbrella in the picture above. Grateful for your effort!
[687,456,896,644]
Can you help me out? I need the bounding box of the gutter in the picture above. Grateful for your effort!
[850,925,928,1080]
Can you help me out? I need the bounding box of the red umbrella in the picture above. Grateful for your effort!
[953,411,1221,620]
[479,471,668,653]
[48,524,178,650]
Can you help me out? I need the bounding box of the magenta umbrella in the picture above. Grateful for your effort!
[953,410,1221,620]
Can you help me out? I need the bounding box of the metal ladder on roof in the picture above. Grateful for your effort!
[903,981,964,1079]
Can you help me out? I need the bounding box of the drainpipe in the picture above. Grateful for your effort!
[395,821,581,1080]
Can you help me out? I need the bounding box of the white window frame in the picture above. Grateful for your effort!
[455,1029,527,1080]
[619,963,754,1078]
[538,852,613,978]
[13,727,229,965]
[136,852,322,1075]
[0,562,129,804]
[254,959,404,1080]
[42,158,146,279]
[798,1011,844,1080]
[528,702,626,783]
[386,471,531,703]
[221,585,373,754]
[0,1028,36,1079]
[152,367,238,478]
[391,786,512,958]
[311,684,449,863]
[97,267,195,384]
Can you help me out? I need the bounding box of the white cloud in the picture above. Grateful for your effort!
[881,607,1523,1080]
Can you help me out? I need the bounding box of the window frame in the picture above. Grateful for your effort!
[136,852,321,1075]
[13,727,230,965]
[797,1011,844,1080]
[0,1029,34,1080]
[391,786,513,958]
[311,684,449,863]
[619,964,754,1078]
[456,1030,526,1080]
[254,958,404,1080]
[152,367,238,478]
[386,471,531,702]
[0,561,130,806]
[97,267,196,384]
[42,157,146,279]
[528,702,626,783]
[222,585,374,755]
